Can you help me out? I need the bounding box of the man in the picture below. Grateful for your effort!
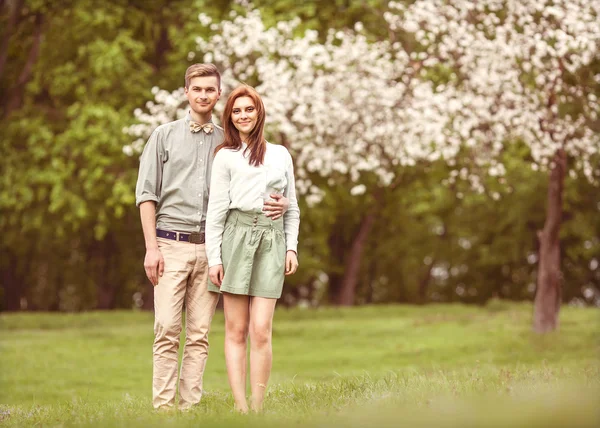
[135,63,288,411]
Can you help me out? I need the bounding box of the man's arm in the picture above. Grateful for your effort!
[140,201,164,286]
[135,128,164,286]
[263,194,289,220]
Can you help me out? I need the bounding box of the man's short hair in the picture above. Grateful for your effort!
[185,63,221,89]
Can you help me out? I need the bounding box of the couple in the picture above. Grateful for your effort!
[135,63,300,413]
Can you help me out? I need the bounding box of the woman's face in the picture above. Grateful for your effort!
[231,96,258,140]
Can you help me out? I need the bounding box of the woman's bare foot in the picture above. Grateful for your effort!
[234,403,249,414]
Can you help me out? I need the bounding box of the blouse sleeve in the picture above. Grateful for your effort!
[282,147,300,254]
[205,149,231,267]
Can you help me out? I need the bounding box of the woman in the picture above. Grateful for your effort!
[205,85,300,413]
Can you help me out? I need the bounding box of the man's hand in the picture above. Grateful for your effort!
[144,248,164,286]
[263,194,289,220]
[209,265,224,286]
[285,250,298,275]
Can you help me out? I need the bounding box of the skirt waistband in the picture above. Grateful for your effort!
[226,209,284,230]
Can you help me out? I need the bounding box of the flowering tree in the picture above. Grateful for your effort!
[126,6,463,305]
[385,0,600,332]
[126,1,600,328]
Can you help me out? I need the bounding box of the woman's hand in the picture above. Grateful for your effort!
[209,265,224,286]
[285,250,298,275]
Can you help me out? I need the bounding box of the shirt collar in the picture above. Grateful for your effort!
[185,111,214,125]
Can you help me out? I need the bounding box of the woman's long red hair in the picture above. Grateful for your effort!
[216,85,266,166]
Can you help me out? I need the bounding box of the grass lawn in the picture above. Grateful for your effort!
[0,301,598,427]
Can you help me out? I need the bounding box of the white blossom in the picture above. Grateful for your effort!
[350,184,367,196]
[125,0,600,205]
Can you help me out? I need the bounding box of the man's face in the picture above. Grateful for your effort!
[185,76,221,117]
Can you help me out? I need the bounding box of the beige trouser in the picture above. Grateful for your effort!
[153,238,220,409]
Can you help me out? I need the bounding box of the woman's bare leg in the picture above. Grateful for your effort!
[248,296,277,412]
[223,293,251,413]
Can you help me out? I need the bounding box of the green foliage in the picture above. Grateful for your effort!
[251,0,391,40]
[0,1,598,311]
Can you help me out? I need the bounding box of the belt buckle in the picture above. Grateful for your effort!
[189,232,203,244]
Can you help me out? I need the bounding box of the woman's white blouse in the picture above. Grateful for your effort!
[205,142,300,267]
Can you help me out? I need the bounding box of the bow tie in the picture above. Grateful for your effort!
[190,121,214,134]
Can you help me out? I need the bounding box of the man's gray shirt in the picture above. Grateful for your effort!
[135,113,224,233]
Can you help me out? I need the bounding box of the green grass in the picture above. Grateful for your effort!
[0,302,598,427]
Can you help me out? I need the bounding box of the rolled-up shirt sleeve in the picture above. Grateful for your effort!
[135,130,163,207]
[206,150,231,267]
[282,148,300,254]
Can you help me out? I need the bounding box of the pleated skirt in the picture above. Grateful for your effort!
[208,209,286,299]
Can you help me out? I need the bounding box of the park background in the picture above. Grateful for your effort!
[0,0,599,426]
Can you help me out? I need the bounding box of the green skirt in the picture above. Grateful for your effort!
[208,209,286,299]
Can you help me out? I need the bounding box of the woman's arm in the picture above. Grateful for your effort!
[205,150,231,268]
[282,148,300,255]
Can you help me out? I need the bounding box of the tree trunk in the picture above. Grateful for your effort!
[3,12,43,117]
[418,224,446,304]
[533,149,566,333]
[1,253,22,311]
[0,0,24,80]
[97,284,116,309]
[141,280,155,311]
[153,23,171,73]
[418,262,434,304]
[333,212,377,306]
[95,235,117,310]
